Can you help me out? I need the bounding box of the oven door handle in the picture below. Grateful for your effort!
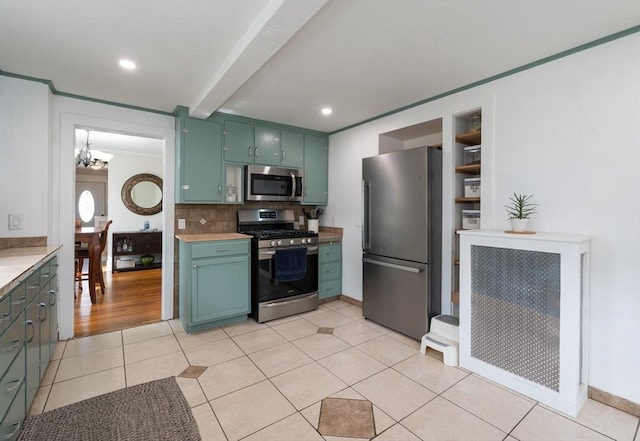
[259,246,318,259]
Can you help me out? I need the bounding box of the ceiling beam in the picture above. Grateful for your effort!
[189,0,328,119]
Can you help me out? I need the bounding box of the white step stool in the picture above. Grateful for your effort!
[420,315,459,366]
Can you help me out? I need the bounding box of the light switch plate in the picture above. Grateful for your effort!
[299,216,305,226]
[8,213,23,230]
[178,219,186,230]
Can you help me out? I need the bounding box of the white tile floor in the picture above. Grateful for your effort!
[31,300,640,441]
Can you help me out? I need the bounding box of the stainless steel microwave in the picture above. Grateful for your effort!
[245,165,303,202]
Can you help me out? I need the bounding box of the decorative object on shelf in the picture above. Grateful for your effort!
[121,173,163,215]
[140,254,155,266]
[505,193,537,233]
[467,114,482,133]
[75,129,113,169]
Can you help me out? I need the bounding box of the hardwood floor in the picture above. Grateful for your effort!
[74,264,162,337]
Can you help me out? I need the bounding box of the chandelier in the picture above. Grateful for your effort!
[75,130,112,169]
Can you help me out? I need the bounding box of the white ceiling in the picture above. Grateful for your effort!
[1,0,638,133]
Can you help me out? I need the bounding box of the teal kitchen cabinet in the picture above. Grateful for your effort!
[223,119,254,164]
[176,111,223,203]
[0,252,58,440]
[303,134,329,205]
[179,239,250,333]
[253,125,281,166]
[281,130,304,169]
[318,241,342,299]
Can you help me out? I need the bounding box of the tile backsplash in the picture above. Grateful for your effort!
[174,201,317,234]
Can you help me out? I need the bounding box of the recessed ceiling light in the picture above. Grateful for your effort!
[321,107,333,116]
[119,59,136,70]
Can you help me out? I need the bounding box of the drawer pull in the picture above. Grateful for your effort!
[26,320,35,343]
[11,296,26,306]
[216,248,231,252]
[5,339,20,352]
[0,313,10,323]
[38,302,48,322]
[49,290,57,306]
[28,283,40,290]
[4,378,21,394]
[2,421,21,440]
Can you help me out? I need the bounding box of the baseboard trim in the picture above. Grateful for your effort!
[339,294,362,307]
[588,386,640,417]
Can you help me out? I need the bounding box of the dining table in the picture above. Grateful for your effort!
[75,225,105,304]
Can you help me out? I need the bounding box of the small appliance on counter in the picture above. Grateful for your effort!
[238,209,319,322]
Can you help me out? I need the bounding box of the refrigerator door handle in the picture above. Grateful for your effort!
[362,258,423,273]
[362,179,370,250]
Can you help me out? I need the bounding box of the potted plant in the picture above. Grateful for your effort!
[505,193,537,232]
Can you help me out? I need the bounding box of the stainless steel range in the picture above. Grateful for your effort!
[238,209,319,322]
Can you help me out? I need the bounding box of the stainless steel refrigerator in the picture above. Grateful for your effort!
[362,146,442,339]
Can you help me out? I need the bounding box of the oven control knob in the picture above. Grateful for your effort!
[289,239,295,245]
[301,238,308,244]
[270,240,277,246]
[277,240,283,246]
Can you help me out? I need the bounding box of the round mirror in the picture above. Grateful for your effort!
[121,173,163,215]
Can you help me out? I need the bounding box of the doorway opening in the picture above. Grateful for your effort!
[73,128,164,337]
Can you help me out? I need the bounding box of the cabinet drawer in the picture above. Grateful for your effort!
[191,240,248,259]
[0,380,25,441]
[319,243,341,264]
[0,311,25,382]
[24,271,41,304]
[319,261,341,281]
[0,348,25,419]
[0,294,11,335]
[319,279,342,299]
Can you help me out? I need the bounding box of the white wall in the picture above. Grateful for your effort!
[327,34,640,404]
[0,77,51,237]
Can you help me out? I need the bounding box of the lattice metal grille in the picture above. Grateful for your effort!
[470,245,561,391]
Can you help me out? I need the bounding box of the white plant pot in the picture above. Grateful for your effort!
[510,218,529,232]
[308,219,319,233]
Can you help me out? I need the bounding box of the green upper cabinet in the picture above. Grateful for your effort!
[281,130,304,169]
[303,134,329,205]
[223,119,254,163]
[253,125,281,166]
[176,112,223,203]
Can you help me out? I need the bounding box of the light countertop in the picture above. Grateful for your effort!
[175,233,252,243]
[0,245,62,299]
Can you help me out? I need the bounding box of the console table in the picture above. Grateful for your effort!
[112,231,162,272]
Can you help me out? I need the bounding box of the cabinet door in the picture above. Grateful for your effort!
[303,134,329,204]
[191,255,250,323]
[223,120,253,164]
[179,117,223,202]
[281,131,304,169]
[254,125,281,166]
[25,298,41,406]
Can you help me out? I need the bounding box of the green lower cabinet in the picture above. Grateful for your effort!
[318,242,342,300]
[179,239,250,333]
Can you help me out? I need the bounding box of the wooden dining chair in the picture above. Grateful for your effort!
[75,220,112,294]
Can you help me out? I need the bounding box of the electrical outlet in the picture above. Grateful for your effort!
[178,219,186,230]
[299,215,305,226]
[355,217,361,228]
[331,216,336,226]
[8,213,23,230]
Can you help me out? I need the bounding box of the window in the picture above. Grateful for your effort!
[78,190,95,223]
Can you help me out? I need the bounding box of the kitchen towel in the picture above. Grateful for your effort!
[275,247,307,282]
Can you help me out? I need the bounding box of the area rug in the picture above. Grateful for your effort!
[18,377,201,441]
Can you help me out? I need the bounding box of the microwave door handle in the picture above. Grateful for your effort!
[291,173,296,199]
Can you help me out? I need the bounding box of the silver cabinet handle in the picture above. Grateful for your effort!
[12,296,26,306]
[2,421,21,440]
[26,320,35,343]
[362,258,422,273]
[216,248,230,252]
[38,303,47,323]
[4,378,21,393]
[254,147,259,157]
[248,146,252,157]
[49,290,57,306]
[182,184,190,190]
[281,150,285,160]
[218,184,222,194]
[6,339,21,352]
